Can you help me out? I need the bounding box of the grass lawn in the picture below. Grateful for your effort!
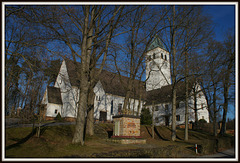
[5,123,235,158]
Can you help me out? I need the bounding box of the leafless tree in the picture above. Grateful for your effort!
[5,6,50,123]
[10,5,124,145]
[199,40,225,136]
[162,5,213,141]
[112,6,169,115]
[220,31,235,135]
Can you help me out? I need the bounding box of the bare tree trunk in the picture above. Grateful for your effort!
[72,6,91,145]
[37,106,42,138]
[172,87,177,141]
[221,80,231,136]
[132,98,136,116]
[72,85,88,145]
[213,84,217,137]
[137,94,142,116]
[171,5,177,142]
[86,88,95,136]
[220,51,234,135]
[122,81,133,115]
[152,101,155,139]
[220,99,228,135]
[194,86,198,129]
[184,52,189,141]
[220,81,230,135]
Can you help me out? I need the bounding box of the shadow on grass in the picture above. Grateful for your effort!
[6,128,37,150]
[145,126,170,141]
[145,126,152,137]
[154,127,169,141]
[6,126,48,151]
[164,126,183,140]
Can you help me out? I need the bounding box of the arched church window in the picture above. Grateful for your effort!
[153,53,156,59]
[161,53,163,59]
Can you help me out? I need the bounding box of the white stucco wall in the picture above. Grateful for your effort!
[93,81,144,121]
[45,103,62,117]
[146,84,209,126]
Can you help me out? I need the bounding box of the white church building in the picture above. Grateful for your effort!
[41,36,209,125]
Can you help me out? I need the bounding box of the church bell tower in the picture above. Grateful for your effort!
[146,36,171,91]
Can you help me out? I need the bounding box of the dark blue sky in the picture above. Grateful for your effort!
[203,5,235,41]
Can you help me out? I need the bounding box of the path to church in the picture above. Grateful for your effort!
[198,148,235,158]
[5,119,75,128]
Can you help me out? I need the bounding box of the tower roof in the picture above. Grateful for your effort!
[147,36,167,52]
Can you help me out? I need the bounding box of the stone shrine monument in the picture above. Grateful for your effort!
[110,115,146,144]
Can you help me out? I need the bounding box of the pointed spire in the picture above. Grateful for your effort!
[147,35,167,52]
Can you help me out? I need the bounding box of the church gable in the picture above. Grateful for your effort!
[54,60,72,90]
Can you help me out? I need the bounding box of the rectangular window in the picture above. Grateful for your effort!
[153,53,156,59]
[202,116,204,119]
[165,55,167,61]
[155,117,159,123]
[96,96,100,101]
[111,100,114,115]
[176,115,180,121]
[55,109,58,114]
[155,106,160,111]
